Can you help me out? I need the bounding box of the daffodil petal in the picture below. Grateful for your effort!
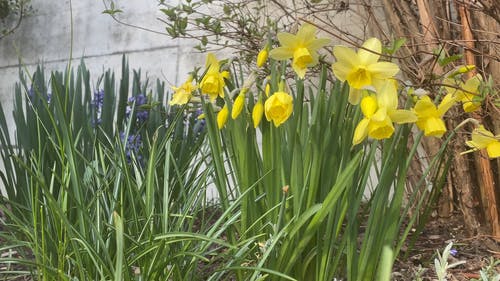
[332,62,351,82]
[463,74,482,92]
[360,95,378,117]
[414,96,437,118]
[292,63,307,79]
[277,32,297,49]
[389,109,417,124]
[269,47,294,60]
[348,88,364,105]
[353,118,370,145]
[221,71,230,79]
[205,53,218,68]
[376,80,398,110]
[486,142,500,158]
[462,100,481,112]
[442,78,460,96]
[308,38,331,51]
[358,38,382,65]
[470,126,495,147]
[466,140,482,149]
[333,46,360,72]
[297,23,317,44]
[367,62,400,79]
[437,93,456,116]
[310,52,319,66]
[371,107,388,122]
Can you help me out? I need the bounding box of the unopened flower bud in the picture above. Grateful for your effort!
[252,100,264,128]
[232,94,245,119]
[257,46,269,68]
[217,105,229,129]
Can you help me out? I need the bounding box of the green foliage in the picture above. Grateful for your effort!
[157,0,270,57]
[0,57,214,280]
[196,60,451,280]
[383,38,406,56]
[471,258,500,281]
[433,242,466,281]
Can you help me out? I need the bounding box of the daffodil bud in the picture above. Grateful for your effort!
[252,99,264,128]
[256,46,269,68]
[265,83,271,97]
[231,94,245,119]
[447,65,476,78]
[217,105,229,129]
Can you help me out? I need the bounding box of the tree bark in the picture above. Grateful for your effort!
[458,0,500,238]
[379,0,500,237]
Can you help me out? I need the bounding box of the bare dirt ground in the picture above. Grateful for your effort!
[393,212,500,280]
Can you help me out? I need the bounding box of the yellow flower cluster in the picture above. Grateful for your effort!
[168,23,494,158]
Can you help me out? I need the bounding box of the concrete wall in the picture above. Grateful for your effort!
[0,0,205,129]
[0,0,209,195]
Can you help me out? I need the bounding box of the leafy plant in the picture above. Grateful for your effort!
[433,242,466,281]
[184,49,452,280]
[471,258,500,281]
[0,57,215,280]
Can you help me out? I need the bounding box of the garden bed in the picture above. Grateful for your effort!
[394,213,500,280]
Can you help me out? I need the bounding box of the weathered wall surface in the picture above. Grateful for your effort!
[0,1,205,132]
[0,1,207,195]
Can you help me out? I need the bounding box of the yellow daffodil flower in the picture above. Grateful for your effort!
[231,92,246,119]
[264,91,293,127]
[169,76,197,105]
[463,125,500,158]
[447,65,475,78]
[217,104,229,129]
[332,38,400,104]
[413,94,456,137]
[200,53,230,101]
[353,81,416,145]
[252,99,264,128]
[444,74,482,112]
[269,23,330,79]
[256,45,269,68]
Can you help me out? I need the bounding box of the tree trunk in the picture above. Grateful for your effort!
[379,0,500,238]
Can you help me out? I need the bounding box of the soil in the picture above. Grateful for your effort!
[393,212,500,280]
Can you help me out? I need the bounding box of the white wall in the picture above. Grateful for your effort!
[0,1,206,128]
[0,1,209,195]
